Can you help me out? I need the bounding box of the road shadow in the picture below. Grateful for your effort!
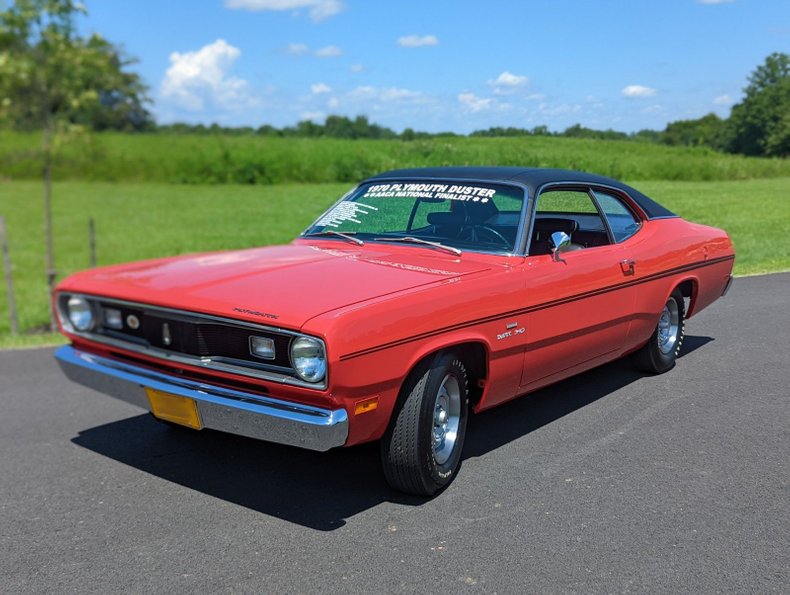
[72,335,713,531]
[681,334,714,356]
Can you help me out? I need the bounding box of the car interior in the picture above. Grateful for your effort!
[418,194,614,256]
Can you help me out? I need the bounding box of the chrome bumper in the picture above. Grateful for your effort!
[55,345,348,451]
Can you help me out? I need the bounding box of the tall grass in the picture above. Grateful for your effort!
[2,131,789,185]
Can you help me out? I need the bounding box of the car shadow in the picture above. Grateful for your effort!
[71,335,714,531]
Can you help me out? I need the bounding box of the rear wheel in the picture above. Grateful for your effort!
[633,288,685,374]
[381,352,469,496]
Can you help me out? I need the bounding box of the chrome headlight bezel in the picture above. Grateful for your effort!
[289,336,327,384]
[59,294,97,333]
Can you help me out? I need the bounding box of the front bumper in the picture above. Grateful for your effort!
[55,345,348,451]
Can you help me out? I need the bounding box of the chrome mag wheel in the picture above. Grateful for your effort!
[432,373,462,465]
[657,298,680,355]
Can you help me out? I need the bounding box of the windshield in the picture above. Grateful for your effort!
[303,180,526,254]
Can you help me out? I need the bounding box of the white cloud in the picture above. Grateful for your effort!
[350,85,376,96]
[350,64,364,73]
[642,104,663,114]
[489,71,529,87]
[621,85,657,98]
[382,88,423,101]
[397,35,439,48]
[349,86,426,103]
[458,92,491,112]
[315,45,342,57]
[285,43,309,55]
[160,39,253,111]
[697,0,734,4]
[301,111,325,121]
[328,97,339,108]
[311,82,332,94]
[537,102,582,116]
[224,0,345,22]
[488,71,531,95]
[714,94,734,105]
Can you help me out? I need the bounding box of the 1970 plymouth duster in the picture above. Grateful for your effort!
[55,167,734,495]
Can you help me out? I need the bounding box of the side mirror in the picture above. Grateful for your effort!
[550,231,571,262]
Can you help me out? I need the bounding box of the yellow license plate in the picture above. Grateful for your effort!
[146,388,203,429]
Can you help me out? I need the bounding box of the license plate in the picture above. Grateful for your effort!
[146,388,203,429]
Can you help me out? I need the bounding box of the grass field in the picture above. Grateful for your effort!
[1,177,788,348]
[3,131,790,185]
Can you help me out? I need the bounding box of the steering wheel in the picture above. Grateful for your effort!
[458,225,510,247]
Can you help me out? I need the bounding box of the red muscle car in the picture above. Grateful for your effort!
[54,167,735,495]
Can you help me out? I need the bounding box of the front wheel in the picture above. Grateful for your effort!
[633,288,686,374]
[381,352,469,496]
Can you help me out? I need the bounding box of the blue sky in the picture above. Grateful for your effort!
[80,0,789,133]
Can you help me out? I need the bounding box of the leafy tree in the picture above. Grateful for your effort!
[631,129,663,143]
[530,125,551,137]
[0,0,151,327]
[562,124,628,141]
[728,52,790,157]
[662,113,727,150]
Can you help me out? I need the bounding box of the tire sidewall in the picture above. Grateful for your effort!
[418,354,469,490]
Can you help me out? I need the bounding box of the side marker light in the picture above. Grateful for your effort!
[354,397,379,415]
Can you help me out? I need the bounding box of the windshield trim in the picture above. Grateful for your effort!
[300,177,531,257]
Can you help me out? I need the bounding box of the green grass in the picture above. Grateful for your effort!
[1,178,788,346]
[2,131,790,184]
[638,179,790,275]
[0,181,347,343]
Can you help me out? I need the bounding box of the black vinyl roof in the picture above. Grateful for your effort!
[366,167,677,219]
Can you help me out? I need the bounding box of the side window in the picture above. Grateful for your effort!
[529,188,610,255]
[593,191,641,242]
[537,190,598,214]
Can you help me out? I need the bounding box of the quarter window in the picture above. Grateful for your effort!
[593,191,641,242]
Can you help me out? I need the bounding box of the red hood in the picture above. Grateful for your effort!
[58,241,491,330]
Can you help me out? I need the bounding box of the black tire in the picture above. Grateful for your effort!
[633,288,686,374]
[381,352,469,496]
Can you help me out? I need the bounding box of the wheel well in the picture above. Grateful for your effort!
[404,342,488,407]
[677,279,696,315]
[454,343,487,406]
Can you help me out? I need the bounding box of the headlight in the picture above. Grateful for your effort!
[290,336,326,383]
[66,296,95,332]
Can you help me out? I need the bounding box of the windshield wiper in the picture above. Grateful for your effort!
[304,230,364,246]
[373,236,461,256]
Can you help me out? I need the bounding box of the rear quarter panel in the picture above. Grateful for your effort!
[626,218,734,348]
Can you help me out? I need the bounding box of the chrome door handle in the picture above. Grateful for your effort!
[620,259,636,276]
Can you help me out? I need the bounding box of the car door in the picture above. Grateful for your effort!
[518,186,641,390]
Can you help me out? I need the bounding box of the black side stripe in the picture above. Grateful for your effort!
[338,254,734,361]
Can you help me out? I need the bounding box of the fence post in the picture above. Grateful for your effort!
[0,216,20,334]
[89,217,96,268]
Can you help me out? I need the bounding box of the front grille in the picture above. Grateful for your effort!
[57,294,327,389]
[98,301,294,369]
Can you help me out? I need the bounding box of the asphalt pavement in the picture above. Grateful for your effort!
[1,273,788,593]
